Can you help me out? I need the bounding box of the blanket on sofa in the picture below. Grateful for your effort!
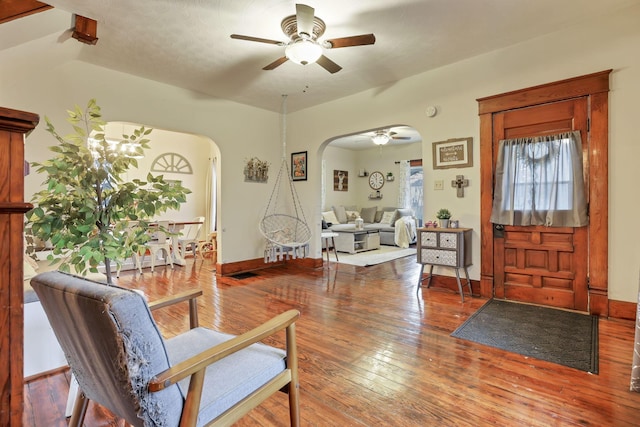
[394,216,417,248]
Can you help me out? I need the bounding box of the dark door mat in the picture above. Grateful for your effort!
[229,271,259,280]
[451,299,598,373]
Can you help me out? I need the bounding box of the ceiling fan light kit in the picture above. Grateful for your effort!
[285,39,323,65]
[230,3,375,73]
[371,132,390,145]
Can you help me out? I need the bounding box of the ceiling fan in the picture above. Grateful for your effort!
[230,3,375,74]
[368,129,411,145]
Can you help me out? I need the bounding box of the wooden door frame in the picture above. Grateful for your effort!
[477,70,611,315]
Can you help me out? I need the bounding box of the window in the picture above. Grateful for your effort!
[491,131,587,227]
[409,161,423,227]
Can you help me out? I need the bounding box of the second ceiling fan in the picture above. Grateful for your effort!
[230,3,375,74]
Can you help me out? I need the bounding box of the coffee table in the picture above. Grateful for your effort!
[333,228,380,254]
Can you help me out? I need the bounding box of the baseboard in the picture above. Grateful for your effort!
[609,299,637,321]
[217,256,321,276]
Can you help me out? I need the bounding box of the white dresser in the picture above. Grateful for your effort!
[417,227,472,301]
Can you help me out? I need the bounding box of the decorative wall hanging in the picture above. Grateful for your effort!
[151,152,194,174]
[451,175,469,197]
[432,137,473,169]
[291,151,307,181]
[334,170,348,191]
[244,157,270,183]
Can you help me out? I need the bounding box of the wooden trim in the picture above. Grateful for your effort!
[609,299,637,322]
[0,106,39,427]
[477,70,612,115]
[217,256,320,276]
[479,112,494,299]
[477,70,611,315]
[72,15,99,45]
[0,0,52,25]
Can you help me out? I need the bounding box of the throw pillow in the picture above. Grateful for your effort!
[322,210,340,224]
[380,211,395,224]
[374,210,384,223]
[360,206,377,223]
[333,205,347,224]
[346,210,360,222]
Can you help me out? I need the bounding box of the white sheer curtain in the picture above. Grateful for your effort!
[205,157,217,234]
[321,158,326,209]
[397,160,411,208]
[491,131,587,227]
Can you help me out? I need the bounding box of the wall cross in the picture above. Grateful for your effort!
[451,175,469,197]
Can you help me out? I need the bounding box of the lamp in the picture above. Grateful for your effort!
[371,131,390,146]
[285,39,323,65]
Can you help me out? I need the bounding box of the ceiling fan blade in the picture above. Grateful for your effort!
[316,55,342,74]
[263,56,289,70]
[230,34,283,45]
[296,4,315,38]
[325,34,376,48]
[392,136,412,140]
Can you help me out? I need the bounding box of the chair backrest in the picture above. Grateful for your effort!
[30,271,184,426]
[181,216,204,241]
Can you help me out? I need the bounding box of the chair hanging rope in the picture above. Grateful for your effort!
[260,95,311,262]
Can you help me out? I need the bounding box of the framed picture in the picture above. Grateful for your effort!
[333,170,348,191]
[291,151,307,181]
[432,137,473,169]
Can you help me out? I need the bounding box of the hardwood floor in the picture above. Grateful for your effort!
[23,255,640,426]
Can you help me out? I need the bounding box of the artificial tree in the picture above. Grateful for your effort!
[26,99,191,284]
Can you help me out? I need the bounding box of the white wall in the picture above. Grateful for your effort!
[1,28,281,264]
[286,4,640,303]
[3,4,640,302]
[106,122,213,223]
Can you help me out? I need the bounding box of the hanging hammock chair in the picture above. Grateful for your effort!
[260,95,311,262]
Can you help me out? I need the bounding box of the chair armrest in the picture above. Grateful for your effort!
[148,309,300,392]
[149,289,203,329]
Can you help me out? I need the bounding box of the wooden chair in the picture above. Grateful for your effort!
[198,231,218,262]
[30,271,301,427]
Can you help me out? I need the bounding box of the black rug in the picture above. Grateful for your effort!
[451,299,598,373]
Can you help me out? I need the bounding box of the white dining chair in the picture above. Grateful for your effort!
[143,220,174,272]
[177,216,204,259]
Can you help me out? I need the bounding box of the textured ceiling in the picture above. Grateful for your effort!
[17,0,639,115]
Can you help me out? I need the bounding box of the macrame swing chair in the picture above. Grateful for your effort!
[260,95,311,262]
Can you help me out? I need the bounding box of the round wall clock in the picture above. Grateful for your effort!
[368,171,385,190]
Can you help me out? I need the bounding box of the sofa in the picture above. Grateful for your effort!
[322,205,417,247]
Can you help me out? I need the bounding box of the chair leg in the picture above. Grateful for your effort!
[166,248,174,269]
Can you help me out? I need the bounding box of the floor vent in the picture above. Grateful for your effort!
[229,271,258,280]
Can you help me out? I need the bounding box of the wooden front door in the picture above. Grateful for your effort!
[491,98,589,311]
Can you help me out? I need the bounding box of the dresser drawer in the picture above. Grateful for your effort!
[420,249,457,266]
[420,231,437,247]
[439,233,458,249]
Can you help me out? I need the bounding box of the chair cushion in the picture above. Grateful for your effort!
[165,327,287,426]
